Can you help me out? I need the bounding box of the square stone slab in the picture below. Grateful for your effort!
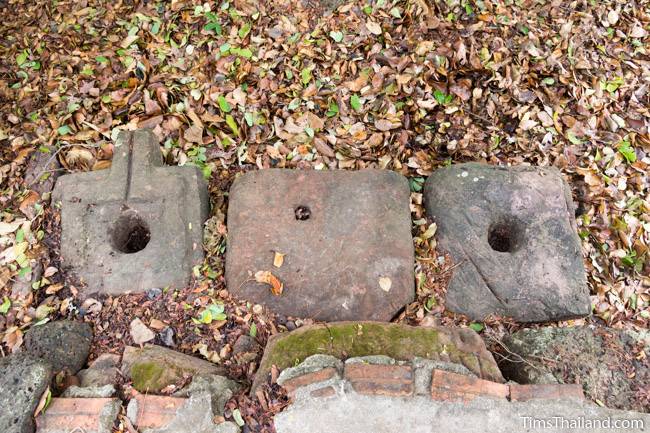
[424,163,590,322]
[226,169,414,322]
[52,130,209,295]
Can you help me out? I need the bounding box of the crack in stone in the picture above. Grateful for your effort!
[461,246,507,308]
[123,131,135,204]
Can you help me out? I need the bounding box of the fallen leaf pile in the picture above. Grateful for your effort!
[0,0,649,429]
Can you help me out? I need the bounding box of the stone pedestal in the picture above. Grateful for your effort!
[52,130,209,295]
[225,169,414,322]
[424,163,590,322]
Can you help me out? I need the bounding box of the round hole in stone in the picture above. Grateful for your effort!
[487,219,522,253]
[111,211,151,254]
[294,205,311,221]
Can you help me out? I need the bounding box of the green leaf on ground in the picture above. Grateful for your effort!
[226,114,240,136]
[250,323,257,337]
[233,409,245,427]
[217,95,232,113]
[469,322,484,332]
[16,50,28,66]
[194,302,227,324]
[350,94,362,111]
[329,31,343,42]
[0,297,10,314]
[617,140,636,164]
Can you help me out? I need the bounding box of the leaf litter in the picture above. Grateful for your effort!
[1,0,649,429]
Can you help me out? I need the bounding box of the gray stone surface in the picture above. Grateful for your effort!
[78,353,120,387]
[52,129,209,296]
[226,169,414,322]
[274,392,649,433]
[345,355,396,365]
[231,334,260,364]
[121,344,226,393]
[173,374,240,415]
[277,355,343,385]
[23,320,92,374]
[62,385,116,398]
[424,163,590,322]
[0,354,52,433]
[501,326,650,412]
[128,392,239,433]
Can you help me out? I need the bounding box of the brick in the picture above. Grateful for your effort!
[509,384,584,402]
[251,322,504,395]
[430,370,508,402]
[345,364,413,396]
[310,386,337,398]
[281,368,339,394]
[129,394,187,429]
[36,398,120,433]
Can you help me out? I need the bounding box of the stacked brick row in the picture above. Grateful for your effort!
[280,361,584,403]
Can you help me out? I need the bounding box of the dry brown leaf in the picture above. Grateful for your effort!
[366,21,382,35]
[379,277,392,292]
[33,387,51,418]
[255,270,284,296]
[273,251,285,268]
[184,124,204,144]
[374,119,398,131]
[19,191,40,219]
[45,283,64,295]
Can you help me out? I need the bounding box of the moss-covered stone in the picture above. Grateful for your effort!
[252,322,503,392]
[131,361,168,392]
[121,345,226,393]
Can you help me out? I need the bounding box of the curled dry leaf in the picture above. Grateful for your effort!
[33,388,51,418]
[255,270,284,296]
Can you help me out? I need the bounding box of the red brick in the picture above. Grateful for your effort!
[509,384,584,402]
[280,367,339,394]
[36,398,119,433]
[130,394,187,429]
[345,364,413,396]
[430,370,508,402]
[310,386,337,398]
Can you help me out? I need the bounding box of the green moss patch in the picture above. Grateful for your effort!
[252,322,503,392]
[130,361,167,392]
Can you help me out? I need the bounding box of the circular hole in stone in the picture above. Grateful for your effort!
[487,219,522,253]
[111,211,151,254]
[294,205,311,221]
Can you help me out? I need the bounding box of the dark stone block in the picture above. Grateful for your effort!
[424,163,590,322]
[23,320,92,374]
[52,130,209,295]
[0,354,52,433]
[225,169,414,322]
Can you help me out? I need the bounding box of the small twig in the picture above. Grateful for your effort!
[486,334,559,372]
[440,260,464,275]
[27,143,100,188]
